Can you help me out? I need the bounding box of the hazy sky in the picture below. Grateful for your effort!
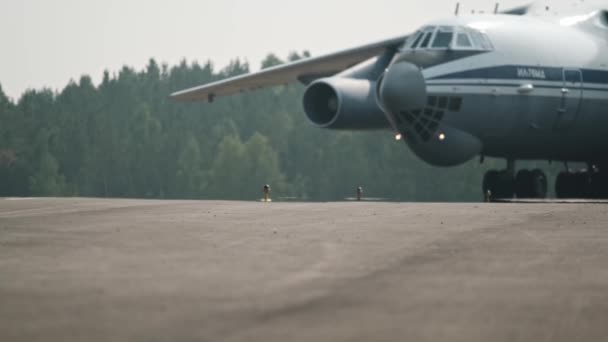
[0,0,531,99]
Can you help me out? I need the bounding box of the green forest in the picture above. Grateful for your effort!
[0,52,550,202]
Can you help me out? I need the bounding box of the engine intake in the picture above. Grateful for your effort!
[303,78,390,130]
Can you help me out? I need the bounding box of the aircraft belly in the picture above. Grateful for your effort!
[433,86,608,161]
[510,96,565,158]
[483,95,608,161]
[427,61,608,162]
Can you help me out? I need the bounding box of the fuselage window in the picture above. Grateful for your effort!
[456,33,472,48]
[431,29,453,48]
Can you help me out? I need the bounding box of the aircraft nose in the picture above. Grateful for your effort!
[378,61,427,116]
[377,60,482,167]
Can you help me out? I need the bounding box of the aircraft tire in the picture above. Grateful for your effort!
[601,174,608,199]
[515,169,533,198]
[496,171,515,199]
[556,171,590,199]
[590,172,602,198]
[589,170,608,199]
[483,170,515,200]
[482,170,499,199]
[599,172,608,199]
[556,172,574,198]
[574,172,591,198]
[530,169,548,199]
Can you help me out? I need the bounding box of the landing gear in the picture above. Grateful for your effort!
[590,171,608,198]
[482,160,608,201]
[555,166,608,199]
[483,170,515,199]
[515,169,548,199]
[482,160,547,200]
[555,171,586,198]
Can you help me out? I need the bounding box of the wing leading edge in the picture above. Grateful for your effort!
[170,35,409,102]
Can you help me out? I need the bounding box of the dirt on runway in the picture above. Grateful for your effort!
[1,198,607,342]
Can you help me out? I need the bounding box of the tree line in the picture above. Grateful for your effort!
[1,52,547,202]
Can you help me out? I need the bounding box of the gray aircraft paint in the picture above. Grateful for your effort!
[408,11,608,163]
[172,0,608,167]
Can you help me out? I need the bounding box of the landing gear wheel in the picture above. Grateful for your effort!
[530,169,548,199]
[556,172,575,199]
[482,170,499,198]
[590,171,608,199]
[515,169,547,199]
[483,170,514,200]
[495,171,515,199]
[515,169,533,199]
[556,172,589,198]
[574,173,591,198]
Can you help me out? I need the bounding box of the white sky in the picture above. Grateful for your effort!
[0,0,531,100]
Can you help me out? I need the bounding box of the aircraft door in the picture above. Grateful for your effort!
[555,68,582,129]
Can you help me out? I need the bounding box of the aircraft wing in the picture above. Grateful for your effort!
[170,35,409,102]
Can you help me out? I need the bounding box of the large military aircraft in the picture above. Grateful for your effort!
[172,1,608,199]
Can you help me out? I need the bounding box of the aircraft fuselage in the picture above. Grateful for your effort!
[392,14,608,165]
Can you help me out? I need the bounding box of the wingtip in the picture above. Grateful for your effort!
[168,91,194,102]
[169,90,215,103]
[168,90,183,101]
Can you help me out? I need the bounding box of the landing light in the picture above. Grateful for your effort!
[438,133,446,141]
[395,133,402,141]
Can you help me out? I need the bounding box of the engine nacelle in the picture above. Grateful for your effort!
[302,78,390,130]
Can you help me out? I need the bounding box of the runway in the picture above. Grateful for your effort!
[1,198,607,341]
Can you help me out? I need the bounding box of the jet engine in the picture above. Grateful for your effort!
[303,77,390,130]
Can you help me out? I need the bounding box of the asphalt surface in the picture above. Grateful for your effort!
[1,198,607,342]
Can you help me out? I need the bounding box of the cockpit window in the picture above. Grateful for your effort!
[409,32,424,48]
[469,30,493,50]
[456,33,472,48]
[431,27,454,48]
[412,26,435,48]
[419,32,433,48]
[402,25,493,52]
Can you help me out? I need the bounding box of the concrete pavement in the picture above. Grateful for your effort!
[1,198,607,341]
